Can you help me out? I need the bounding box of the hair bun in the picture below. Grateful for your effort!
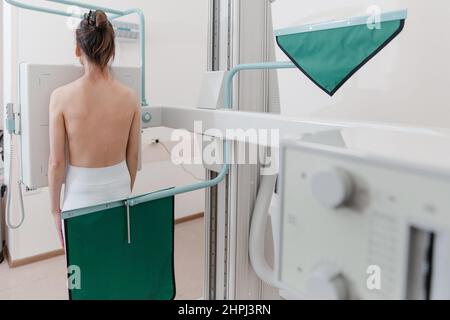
[95,10,108,30]
[77,9,116,70]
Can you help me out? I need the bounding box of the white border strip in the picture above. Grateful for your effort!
[275,9,408,37]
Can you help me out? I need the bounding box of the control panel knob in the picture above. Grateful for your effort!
[304,265,349,300]
[142,112,152,124]
[310,168,354,209]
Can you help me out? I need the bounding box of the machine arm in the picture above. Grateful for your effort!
[223,61,296,109]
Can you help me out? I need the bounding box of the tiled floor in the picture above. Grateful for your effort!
[0,218,204,300]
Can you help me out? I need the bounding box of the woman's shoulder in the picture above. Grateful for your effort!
[51,79,81,101]
[112,80,140,108]
[50,81,79,112]
[112,79,136,96]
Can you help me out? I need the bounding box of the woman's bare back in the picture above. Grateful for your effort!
[53,75,139,168]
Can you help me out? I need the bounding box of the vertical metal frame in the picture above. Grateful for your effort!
[204,0,233,300]
[204,170,218,299]
[204,0,278,300]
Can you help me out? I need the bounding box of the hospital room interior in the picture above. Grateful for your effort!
[1,0,450,302]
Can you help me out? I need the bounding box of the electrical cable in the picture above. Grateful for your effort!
[157,140,205,182]
[5,134,26,230]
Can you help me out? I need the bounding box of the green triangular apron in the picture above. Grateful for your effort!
[276,13,406,96]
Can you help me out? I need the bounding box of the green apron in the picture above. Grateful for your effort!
[64,196,176,300]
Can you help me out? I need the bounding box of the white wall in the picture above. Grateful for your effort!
[272,0,450,129]
[3,0,209,262]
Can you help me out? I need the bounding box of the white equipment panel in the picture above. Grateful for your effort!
[279,136,450,300]
[19,64,141,189]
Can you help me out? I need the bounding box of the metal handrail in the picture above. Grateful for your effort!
[223,61,296,108]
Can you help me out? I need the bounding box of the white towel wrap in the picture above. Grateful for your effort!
[62,161,131,212]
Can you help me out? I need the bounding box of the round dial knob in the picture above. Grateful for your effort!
[305,265,349,300]
[142,112,152,124]
[310,168,354,209]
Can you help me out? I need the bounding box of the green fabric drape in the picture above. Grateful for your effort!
[65,196,175,300]
[276,19,405,96]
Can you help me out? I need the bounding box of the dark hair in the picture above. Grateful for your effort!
[76,10,115,70]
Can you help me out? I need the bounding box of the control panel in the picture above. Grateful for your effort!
[112,21,140,41]
[279,138,450,300]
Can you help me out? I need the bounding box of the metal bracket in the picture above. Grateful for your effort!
[6,103,16,135]
[5,103,21,136]
[125,200,132,245]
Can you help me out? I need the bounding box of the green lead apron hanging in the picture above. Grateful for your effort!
[64,196,176,300]
[275,10,407,96]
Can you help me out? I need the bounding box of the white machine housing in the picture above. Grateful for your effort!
[19,64,142,189]
[279,130,450,300]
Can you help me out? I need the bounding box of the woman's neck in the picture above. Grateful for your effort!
[83,63,111,82]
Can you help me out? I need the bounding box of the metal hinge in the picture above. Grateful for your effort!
[5,103,21,135]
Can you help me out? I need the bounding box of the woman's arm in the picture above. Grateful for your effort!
[126,97,141,191]
[48,90,67,215]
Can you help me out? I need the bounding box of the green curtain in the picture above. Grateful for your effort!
[64,196,175,300]
[276,19,405,96]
